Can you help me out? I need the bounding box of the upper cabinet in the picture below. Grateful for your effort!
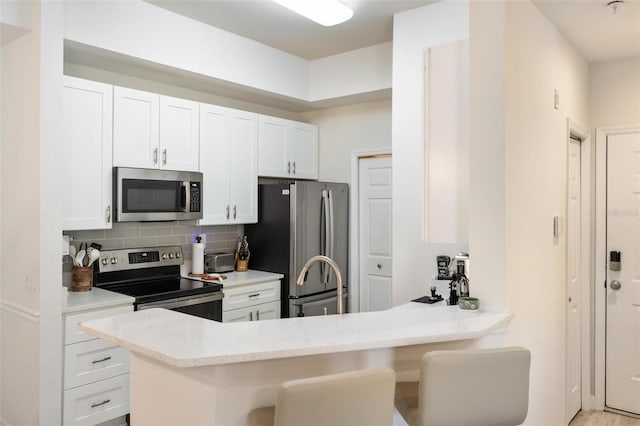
[113,87,199,172]
[62,76,113,231]
[257,115,318,180]
[199,104,258,225]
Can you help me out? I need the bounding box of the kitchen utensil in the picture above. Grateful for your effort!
[87,248,100,266]
[69,244,77,261]
[76,250,86,268]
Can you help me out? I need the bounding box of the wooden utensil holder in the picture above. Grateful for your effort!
[235,251,250,272]
[71,265,93,292]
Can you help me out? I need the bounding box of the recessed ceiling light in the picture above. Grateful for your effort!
[272,0,354,27]
[607,0,624,14]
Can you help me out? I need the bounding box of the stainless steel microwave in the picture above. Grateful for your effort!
[114,167,203,222]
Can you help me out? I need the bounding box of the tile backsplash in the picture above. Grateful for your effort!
[64,221,243,261]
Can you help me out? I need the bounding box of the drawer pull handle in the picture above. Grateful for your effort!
[91,356,112,364]
[248,293,260,298]
[91,399,111,408]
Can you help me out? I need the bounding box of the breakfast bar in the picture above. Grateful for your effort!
[82,304,512,426]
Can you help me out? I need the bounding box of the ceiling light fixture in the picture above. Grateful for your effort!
[607,0,624,14]
[272,0,354,27]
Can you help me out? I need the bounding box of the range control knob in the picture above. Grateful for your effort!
[162,253,168,260]
[175,252,182,259]
[101,258,109,266]
[169,253,175,259]
[110,257,118,264]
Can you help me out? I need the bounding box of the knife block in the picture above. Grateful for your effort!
[71,265,93,292]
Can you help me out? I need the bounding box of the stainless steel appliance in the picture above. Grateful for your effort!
[114,167,203,222]
[94,246,223,321]
[245,182,348,318]
[205,252,235,273]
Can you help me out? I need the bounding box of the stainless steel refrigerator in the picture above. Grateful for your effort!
[245,181,348,318]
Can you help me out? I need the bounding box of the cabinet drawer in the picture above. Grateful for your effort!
[64,305,133,345]
[63,374,130,426]
[222,300,281,323]
[222,280,280,312]
[64,339,130,390]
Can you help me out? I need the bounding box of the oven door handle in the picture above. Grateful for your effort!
[137,292,223,311]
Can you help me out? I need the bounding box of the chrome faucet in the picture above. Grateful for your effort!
[296,255,344,315]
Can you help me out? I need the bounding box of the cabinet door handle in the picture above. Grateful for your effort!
[256,310,260,321]
[91,356,112,364]
[249,311,253,321]
[105,206,111,224]
[162,149,167,165]
[287,161,291,174]
[293,161,296,174]
[226,205,230,220]
[233,205,237,219]
[91,399,111,408]
[153,148,158,164]
[248,293,260,298]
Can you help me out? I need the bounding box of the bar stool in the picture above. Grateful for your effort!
[395,346,531,426]
[248,367,396,426]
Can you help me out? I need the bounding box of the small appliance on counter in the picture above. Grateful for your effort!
[448,252,470,306]
[205,252,235,273]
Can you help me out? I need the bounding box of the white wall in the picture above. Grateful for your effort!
[309,43,392,101]
[392,0,469,306]
[298,99,392,183]
[468,1,590,424]
[590,56,640,128]
[1,0,42,421]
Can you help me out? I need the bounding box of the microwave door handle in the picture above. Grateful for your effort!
[181,182,189,212]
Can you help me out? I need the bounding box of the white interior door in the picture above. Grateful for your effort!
[359,156,392,312]
[566,139,582,423]
[605,131,640,416]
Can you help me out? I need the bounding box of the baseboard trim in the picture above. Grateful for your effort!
[0,299,40,323]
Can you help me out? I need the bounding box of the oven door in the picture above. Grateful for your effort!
[136,292,223,322]
[115,167,202,222]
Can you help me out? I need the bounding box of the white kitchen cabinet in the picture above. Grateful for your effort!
[113,87,199,172]
[63,304,133,426]
[113,86,159,169]
[257,115,318,180]
[62,76,113,231]
[199,104,257,225]
[159,96,200,171]
[222,279,281,322]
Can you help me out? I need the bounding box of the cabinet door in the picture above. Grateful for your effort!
[288,122,318,180]
[113,86,159,169]
[258,115,290,178]
[62,76,113,230]
[222,305,254,323]
[228,110,258,224]
[256,300,280,320]
[199,104,230,225]
[160,96,199,171]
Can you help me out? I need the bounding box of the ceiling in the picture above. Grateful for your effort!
[148,0,640,63]
[146,0,436,60]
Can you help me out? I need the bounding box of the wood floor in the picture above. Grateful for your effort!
[570,411,640,426]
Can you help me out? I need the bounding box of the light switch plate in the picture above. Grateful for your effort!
[62,235,70,256]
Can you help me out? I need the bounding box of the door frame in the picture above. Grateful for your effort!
[349,149,392,314]
[565,119,591,420]
[594,125,640,411]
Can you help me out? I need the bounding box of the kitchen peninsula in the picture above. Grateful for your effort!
[82,304,512,426]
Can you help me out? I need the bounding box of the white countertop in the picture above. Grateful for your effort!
[81,304,512,368]
[185,269,284,289]
[62,286,135,314]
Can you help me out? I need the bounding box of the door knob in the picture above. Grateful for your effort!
[377,263,382,269]
[610,280,622,290]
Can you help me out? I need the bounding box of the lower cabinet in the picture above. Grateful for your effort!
[222,280,281,322]
[63,305,133,426]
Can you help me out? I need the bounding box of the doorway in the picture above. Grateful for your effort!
[595,126,640,417]
[349,150,392,313]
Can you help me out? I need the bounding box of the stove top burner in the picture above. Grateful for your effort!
[103,278,223,305]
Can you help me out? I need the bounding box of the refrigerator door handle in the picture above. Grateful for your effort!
[327,190,335,283]
[321,189,331,284]
[320,190,327,282]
